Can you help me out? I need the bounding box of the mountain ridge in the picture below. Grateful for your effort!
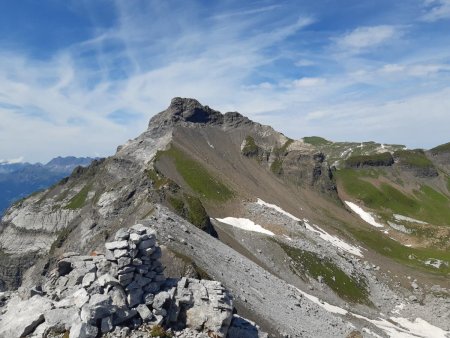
[0,98,449,337]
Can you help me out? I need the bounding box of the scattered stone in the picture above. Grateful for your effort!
[82,272,96,288]
[105,241,129,251]
[115,228,130,241]
[101,316,114,333]
[136,304,153,322]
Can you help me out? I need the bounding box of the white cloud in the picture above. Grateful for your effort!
[292,77,326,88]
[422,0,450,21]
[0,157,24,164]
[334,25,398,53]
[0,3,315,163]
[379,64,406,74]
[295,59,315,67]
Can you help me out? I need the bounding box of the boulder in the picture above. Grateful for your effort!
[0,295,53,338]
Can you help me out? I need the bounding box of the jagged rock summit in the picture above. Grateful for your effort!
[148,97,252,129]
[0,225,265,338]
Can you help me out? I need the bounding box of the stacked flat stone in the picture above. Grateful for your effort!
[104,224,166,309]
[2,224,240,338]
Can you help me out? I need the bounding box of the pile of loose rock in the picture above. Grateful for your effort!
[0,224,243,338]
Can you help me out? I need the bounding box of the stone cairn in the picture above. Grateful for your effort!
[37,224,234,338]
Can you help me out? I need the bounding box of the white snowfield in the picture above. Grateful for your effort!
[214,217,275,236]
[292,285,449,338]
[257,198,363,257]
[345,201,384,228]
[256,198,300,221]
[303,219,363,257]
[394,214,427,225]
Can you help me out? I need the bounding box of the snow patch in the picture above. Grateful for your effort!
[256,199,363,256]
[345,201,384,228]
[390,317,450,338]
[303,220,363,257]
[393,214,427,225]
[340,148,353,159]
[215,217,275,236]
[206,140,214,149]
[293,287,348,315]
[424,259,448,269]
[291,284,450,338]
[387,221,412,234]
[256,199,300,221]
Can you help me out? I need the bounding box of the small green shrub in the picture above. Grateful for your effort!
[270,158,283,175]
[242,136,260,157]
[150,325,173,338]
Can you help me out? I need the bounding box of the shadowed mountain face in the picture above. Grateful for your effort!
[0,98,449,337]
[0,157,96,215]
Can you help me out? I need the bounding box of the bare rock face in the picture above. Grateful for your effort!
[0,225,244,338]
[149,97,224,128]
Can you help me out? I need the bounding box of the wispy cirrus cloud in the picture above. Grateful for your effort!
[0,0,449,163]
[422,0,450,21]
[333,25,400,53]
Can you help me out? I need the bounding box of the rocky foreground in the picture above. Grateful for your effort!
[0,224,266,338]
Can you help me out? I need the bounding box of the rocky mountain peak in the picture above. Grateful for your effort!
[148,97,256,131]
[148,97,224,128]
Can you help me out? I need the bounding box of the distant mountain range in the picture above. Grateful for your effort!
[0,156,97,215]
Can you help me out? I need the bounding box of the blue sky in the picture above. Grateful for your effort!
[0,0,449,163]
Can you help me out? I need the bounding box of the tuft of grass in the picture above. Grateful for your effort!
[277,241,371,304]
[168,194,212,232]
[157,146,234,201]
[168,195,184,214]
[270,158,283,175]
[303,136,332,146]
[64,184,91,210]
[345,152,394,168]
[430,142,450,155]
[241,136,260,157]
[149,325,173,338]
[146,168,170,189]
[270,139,293,175]
[274,139,294,156]
[185,194,210,229]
